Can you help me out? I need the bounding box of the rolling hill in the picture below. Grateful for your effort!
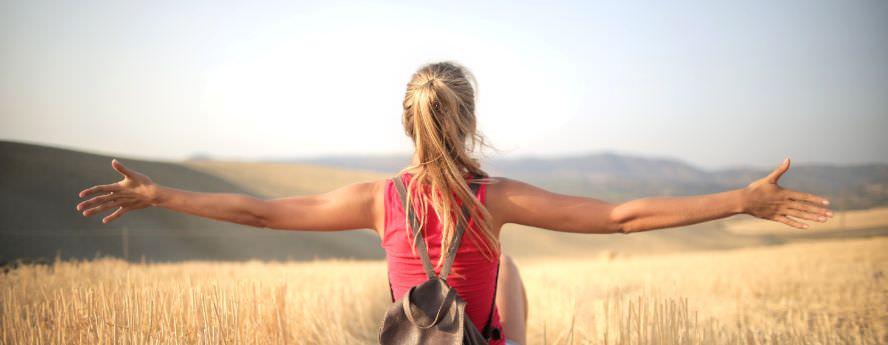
[0,141,385,263]
[2,140,886,263]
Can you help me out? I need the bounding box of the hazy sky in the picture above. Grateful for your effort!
[1,0,886,169]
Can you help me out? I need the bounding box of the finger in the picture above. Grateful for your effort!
[765,158,790,183]
[788,191,830,206]
[788,201,832,217]
[79,183,121,198]
[111,159,134,178]
[82,200,124,217]
[76,193,115,211]
[103,207,130,224]
[774,215,808,229]
[784,208,827,223]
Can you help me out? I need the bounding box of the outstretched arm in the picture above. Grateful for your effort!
[487,158,832,234]
[77,159,380,231]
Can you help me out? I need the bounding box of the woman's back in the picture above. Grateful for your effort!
[380,172,505,344]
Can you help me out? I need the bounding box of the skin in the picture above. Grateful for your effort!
[77,156,832,235]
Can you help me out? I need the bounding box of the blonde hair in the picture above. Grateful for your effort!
[399,61,500,269]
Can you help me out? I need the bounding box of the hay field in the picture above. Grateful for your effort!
[2,237,886,345]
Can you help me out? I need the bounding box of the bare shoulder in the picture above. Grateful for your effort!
[316,178,388,237]
[336,178,386,193]
[366,178,389,239]
[322,178,385,208]
[482,175,619,234]
[483,176,550,209]
[481,176,538,229]
[483,176,548,203]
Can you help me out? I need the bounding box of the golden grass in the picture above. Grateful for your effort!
[723,207,888,235]
[2,237,886,344]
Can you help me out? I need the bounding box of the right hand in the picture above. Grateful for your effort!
[76,159,158,224]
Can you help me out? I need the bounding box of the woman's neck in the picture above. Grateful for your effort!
[407,152,477,177]
[405,153,426,175]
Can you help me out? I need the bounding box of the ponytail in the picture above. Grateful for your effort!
[400,62,499,269]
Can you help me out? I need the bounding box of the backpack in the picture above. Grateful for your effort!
[378,174,502,345]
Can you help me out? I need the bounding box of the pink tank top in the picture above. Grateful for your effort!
[381,172,505,345]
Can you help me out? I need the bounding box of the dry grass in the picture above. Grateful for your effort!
[522,237,887,344]
[2,237,886,344]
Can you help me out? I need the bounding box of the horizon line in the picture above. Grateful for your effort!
[3,139,883,172]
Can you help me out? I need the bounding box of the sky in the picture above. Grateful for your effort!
[1,0,886,170]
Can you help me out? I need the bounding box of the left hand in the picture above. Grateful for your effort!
[742,158,833,229]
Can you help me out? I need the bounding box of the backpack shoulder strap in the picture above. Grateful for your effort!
[392,175,436,279]
[439,179,481,280]
[391,173,481,281]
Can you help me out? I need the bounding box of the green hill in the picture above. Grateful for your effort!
[2,140,886,263]
[0,141,384,263]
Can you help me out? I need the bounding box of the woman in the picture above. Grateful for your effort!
[76,62,832,345]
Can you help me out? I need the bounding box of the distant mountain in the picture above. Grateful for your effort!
[292,153,888,210]
[294,154,414,176]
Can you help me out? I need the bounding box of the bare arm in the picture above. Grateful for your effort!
[487,158,832,234]
[76,159,380,231]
